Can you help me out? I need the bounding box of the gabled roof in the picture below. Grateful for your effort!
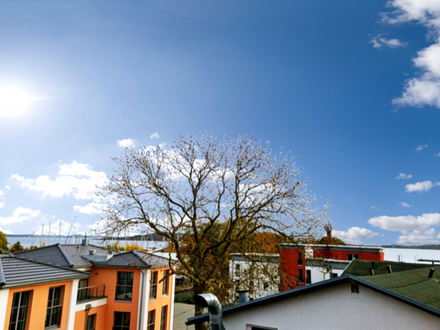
[15,244,74,267]
[360,266,440,311]
[16,243,170,270]
[343,259,430,276]
[16,243,113,268]
[0,255,89,289]
[186,275,440,326]
[60,244,112,267]
[93,250,169,269]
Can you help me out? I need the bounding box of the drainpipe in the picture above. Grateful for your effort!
[195,293,226,330]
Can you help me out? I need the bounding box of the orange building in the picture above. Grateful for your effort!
[1,241,175,330]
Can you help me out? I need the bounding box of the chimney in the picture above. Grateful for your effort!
[324,223,332,244]
[237,290,249,303]
[386,265,392,273]
[429,268,435,278]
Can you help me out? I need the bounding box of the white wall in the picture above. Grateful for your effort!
[223,282,440,330]
[0,289,9,327]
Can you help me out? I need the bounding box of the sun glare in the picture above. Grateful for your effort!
[0,86,34,117]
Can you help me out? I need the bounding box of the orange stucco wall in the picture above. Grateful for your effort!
[88,267,141,330]
[74,305,107,330]
[88,266,173,330]
[3,280,74,330]
[148,267,173,330]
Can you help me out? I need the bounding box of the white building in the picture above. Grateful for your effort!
[187,273,440,330]
[229,253,279,302]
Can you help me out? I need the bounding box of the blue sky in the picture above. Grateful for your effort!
[0,0,439,245]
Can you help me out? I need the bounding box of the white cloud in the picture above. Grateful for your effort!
[44,219,80,236]
[0,227,13,234]
[371,205,380,211]
[5,185,10,190]
[0,202,4,209]
[368,213,440,232]
[74,202,106,215]
[416,144,428,151]
[399,202,412,207]
[435,152,440,157]
[118,138,135,148]
[0,190,3,196]
[333,227,379,244]
[396,173,412,179]
[405,180,440,192]
[0,207,41,225]
[11,161,107,201]
[150,132,160,139]
[370,34,406,48]
[397,228,438,245]
[382,1,440,108]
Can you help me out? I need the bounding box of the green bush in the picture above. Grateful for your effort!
[174,291,194,304]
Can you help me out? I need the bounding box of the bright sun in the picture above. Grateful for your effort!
[0,86,34,117]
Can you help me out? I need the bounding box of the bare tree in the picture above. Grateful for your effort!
[100,134,328,320]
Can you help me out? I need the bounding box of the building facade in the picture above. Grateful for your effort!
[1,241,175,330]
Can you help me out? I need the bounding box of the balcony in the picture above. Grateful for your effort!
[77,284,106,303]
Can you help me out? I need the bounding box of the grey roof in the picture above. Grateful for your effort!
[60,244,111,267]
[94,250,169,269]
[15,244,73,267]
[0,255,88,289]
[16,243,169,270]
[16,243,112,268]
[186,275,440,326]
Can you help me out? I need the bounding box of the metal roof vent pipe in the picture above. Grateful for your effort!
[237,289,249,303]
[386,265,392,273]
[369,269,375,276]
[429,268,435,278]
[195,293,226,330]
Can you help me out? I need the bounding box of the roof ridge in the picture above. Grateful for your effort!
[0,257,5,286]
[130,250,151,267]
[56,243,75,267]
[12,255,89,275]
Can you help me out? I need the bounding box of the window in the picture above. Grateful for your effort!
[116,272,134,301]
[45,286,63,329]
[306,270,311,284]
[160,305,168,330]
[162,270,170,296]
[86,314,96,330]
[297,251,303,266]
[147,310,155,330]
[113,312,130,330]
[351,284,359,293]
[298,269,304,282]
[77,278,89,301]
[9,291,31,330]
[347,254,359,261]
[150,271,158,300]
[235,264,240,277]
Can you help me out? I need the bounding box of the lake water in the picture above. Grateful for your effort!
[384,248,440,264]
[6,235,167,251]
